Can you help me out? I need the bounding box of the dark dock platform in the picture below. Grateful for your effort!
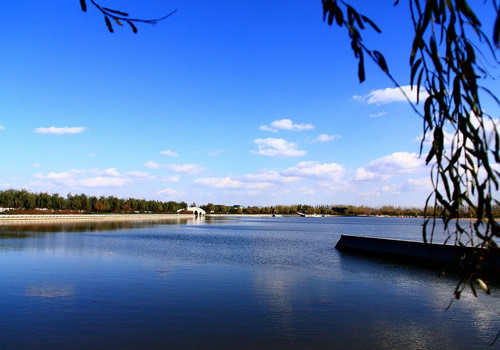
[335,234,500,270]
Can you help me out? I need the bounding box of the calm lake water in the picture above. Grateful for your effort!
[0,216,498,349]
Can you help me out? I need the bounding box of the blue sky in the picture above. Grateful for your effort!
[1,1,498,207]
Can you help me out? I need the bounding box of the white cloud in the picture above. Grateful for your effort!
[244,170,299,183]
[103,168,121,177]
[0,125,5,131]
[165,163,205,175]
[126,171,151,178]
[88,153,96,157]
[208,150,225,156]
[246,183,272,189]
[404,177,433,191]
[34,171,74,180]
[32,164,41,168]
[252,138,306,157]
[160,150,179,157]
[157,188,185,198]
[354,152,426,182]
[354,85,428,105]
[144,161,160,169]
[34,126,87,135]
[194,176,243,189]
[32,167,155,189]
[354,168,385,182]
[312,134,341,143]
[144,161,205,174]
[368,112,387,118]
[260,119,314,133]
[283,161,345,180]
[299,187,316,195]
[79,177,128,187]
[161,175,180,182]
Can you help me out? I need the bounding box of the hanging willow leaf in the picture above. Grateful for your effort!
[373,50,389,73]
[79,0,87,12]
[410,58,422,87]
[104,16,114,33]
[358,52,365,82]
[494,10,500,46]
[128,21,138,34]
[361,15,381,33]
[103,7,129,17]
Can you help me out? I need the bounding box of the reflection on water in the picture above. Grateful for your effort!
[25,285,75,298]
[0,216,498,349]
[0,216,204,234]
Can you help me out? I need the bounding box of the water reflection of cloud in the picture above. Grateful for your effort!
[371,319,456,349]
[339,255,500,345]
[25,285,74,298]
[253,269,295,330]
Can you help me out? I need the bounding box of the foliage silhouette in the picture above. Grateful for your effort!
[322,0,500,304]
[79,0,177,34]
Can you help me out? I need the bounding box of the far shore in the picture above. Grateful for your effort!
[0,213,487,226]
[0,213,274,225]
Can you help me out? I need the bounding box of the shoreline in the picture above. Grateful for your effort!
[0,213,486,226]
[0,214,187,225]
[0,213,275,225]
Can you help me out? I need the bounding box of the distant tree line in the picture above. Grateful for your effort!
[0,189,187,214]
[2,189,499,217]
[200,203,500,217]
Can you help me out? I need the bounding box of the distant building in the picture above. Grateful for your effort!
[176,207,206,216]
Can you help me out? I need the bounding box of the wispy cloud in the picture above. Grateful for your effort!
[260,119,314,133]
[194,176,243,189]
[165,163,205,175]
[144,161,161,169]
[160,150,179,157]
[208,150,225,156]
[144,161,205,174]
[0,125,5,131]
[32,164,41,168]
[312,134,341,143]
[252,138,306,157]
[34,126,87,135]
[368,112,387,118]
[157,188,186,199]
[79,177,128,187]
[126,171,152,178]
[32,168,152,189]
[244,169,299,184]
[353,85,428,105]
[161,175,180,182]
[283,161,345,181]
